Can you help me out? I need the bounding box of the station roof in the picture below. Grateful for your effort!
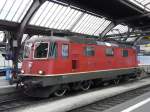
[30,1,111,36]
[129,0,150,11]
[0,0,150,38]
[58,0,150,29]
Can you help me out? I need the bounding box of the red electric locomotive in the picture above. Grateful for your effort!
[18,36,139,97]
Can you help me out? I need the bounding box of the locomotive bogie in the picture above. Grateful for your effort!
[19,67,139,97]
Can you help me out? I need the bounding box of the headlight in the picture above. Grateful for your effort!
[21,70,24,74]
[38,70,44,75]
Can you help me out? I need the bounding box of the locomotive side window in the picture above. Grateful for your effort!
[24,43,32,58]
[49,42,57,58]
[122,50,128,57]
[34,42,48,58]
[85,46,95,56]
[105,48,114,56]
[62,44,69,57]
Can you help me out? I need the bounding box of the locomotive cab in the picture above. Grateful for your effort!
[21,37,58,76]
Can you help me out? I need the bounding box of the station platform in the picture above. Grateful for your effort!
[104,90,150,112]
[0,76,16,95]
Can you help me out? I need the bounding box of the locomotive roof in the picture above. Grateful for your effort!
[26,36,119,47]
[26,36,69,42]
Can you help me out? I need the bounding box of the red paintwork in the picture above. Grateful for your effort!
[22,38,138,76]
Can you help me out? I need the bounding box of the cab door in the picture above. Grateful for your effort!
[71,43,80,72]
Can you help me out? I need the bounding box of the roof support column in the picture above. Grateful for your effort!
[12,0,45,79]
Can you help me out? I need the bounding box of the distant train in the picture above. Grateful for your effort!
[17,36,140,97]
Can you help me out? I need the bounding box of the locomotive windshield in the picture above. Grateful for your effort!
[24,41,57,59]
[24,42,32,58]
[49,42,57,58]
[34,42,49,58]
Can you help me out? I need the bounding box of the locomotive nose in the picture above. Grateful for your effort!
[22,60,49,76]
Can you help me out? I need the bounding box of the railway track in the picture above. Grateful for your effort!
[0,91,60,112]
[69,84,150,112]
[0,77,149,112]
[0,92,29,112]
[0,95,42,112]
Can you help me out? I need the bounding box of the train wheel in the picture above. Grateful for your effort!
[80,80,91,91]
[54,86,68,97]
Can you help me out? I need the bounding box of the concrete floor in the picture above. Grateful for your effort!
[0,76,10,86]
[0,76,16,94]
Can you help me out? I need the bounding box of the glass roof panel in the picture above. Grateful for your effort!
[48,6,65,28]
[53,7,71,29]
[87,18,101,35]
[49,6,68,29]
[79,15,95,34]
[0,0,16,20]
[72,14,110,36]
[30,1,50,25]
[107,24,128,35]
[5,0,23,21]
[0,0,33,22]
[83,17,101,35]
[93,20,111,36]
[72,13,89,32]
[61,10,80,30]
[45,4,63,28]
[39,2,57,27]
[75,14,93,33]
[30,1,81,30]
[129,0,150,11]
[64,11,82,30]
[81,16,97,35]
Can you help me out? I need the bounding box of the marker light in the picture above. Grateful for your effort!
[38,70,44,75]
[21,70,25,74]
